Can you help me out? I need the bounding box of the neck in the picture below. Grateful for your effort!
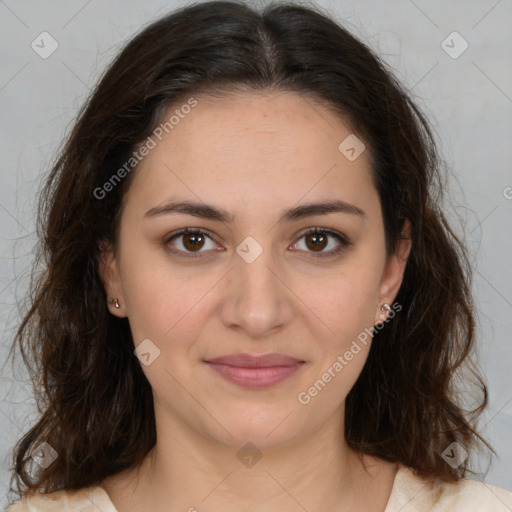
[101,407,398,512]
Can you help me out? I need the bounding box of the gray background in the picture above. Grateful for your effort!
[1,0,511,507]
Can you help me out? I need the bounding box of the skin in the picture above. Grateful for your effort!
[98,91,411,512]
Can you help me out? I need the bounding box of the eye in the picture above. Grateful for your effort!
[291,227,350,258]
[164,227,350,260]
[164,228,221,258]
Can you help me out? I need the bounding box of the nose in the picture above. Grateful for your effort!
[219,239,294,340]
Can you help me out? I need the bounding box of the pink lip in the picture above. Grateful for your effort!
[204,353,305,388]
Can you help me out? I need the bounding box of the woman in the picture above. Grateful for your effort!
[6,1,512,510]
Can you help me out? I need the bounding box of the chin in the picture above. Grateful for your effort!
[201,403,307,452]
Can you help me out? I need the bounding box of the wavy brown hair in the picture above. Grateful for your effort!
[7,0,493,502]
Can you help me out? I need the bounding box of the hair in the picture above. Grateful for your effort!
[7,0,493,501]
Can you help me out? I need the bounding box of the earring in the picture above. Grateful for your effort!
[377,303,390,323]
[109,297,120,309]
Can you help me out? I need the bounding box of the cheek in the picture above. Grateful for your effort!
[294,269,378,413]
[118,236,222,353]
[297,262,382,346]
[116,235,180,341]
[121,267,205,344]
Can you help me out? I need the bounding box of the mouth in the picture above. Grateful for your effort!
[204,353,306,389]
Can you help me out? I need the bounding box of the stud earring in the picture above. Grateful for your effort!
[109,298,120,309]
[377,303,391,323]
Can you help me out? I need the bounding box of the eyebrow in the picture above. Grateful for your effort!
[144,199,365,223]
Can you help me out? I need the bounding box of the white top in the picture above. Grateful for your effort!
[6,464,512,511]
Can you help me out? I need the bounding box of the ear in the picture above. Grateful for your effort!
[375,220,412,325]
[97,240,127,318]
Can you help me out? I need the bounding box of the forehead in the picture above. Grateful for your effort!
[155,91,357,164]
[125,91,379,219]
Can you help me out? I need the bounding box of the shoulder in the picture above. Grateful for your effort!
[5,485,118,512]
[386,464,512,512]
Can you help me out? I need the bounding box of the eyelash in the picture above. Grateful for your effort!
[164,227,351,259]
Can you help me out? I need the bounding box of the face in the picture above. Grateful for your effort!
[100,91,410,450]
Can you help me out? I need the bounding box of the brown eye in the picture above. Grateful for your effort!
[304,231,328,252]
[292,228,350,258]
[165,228,219,258]
[182,232,206,251]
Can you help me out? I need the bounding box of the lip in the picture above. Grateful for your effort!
[204,353,305,388]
